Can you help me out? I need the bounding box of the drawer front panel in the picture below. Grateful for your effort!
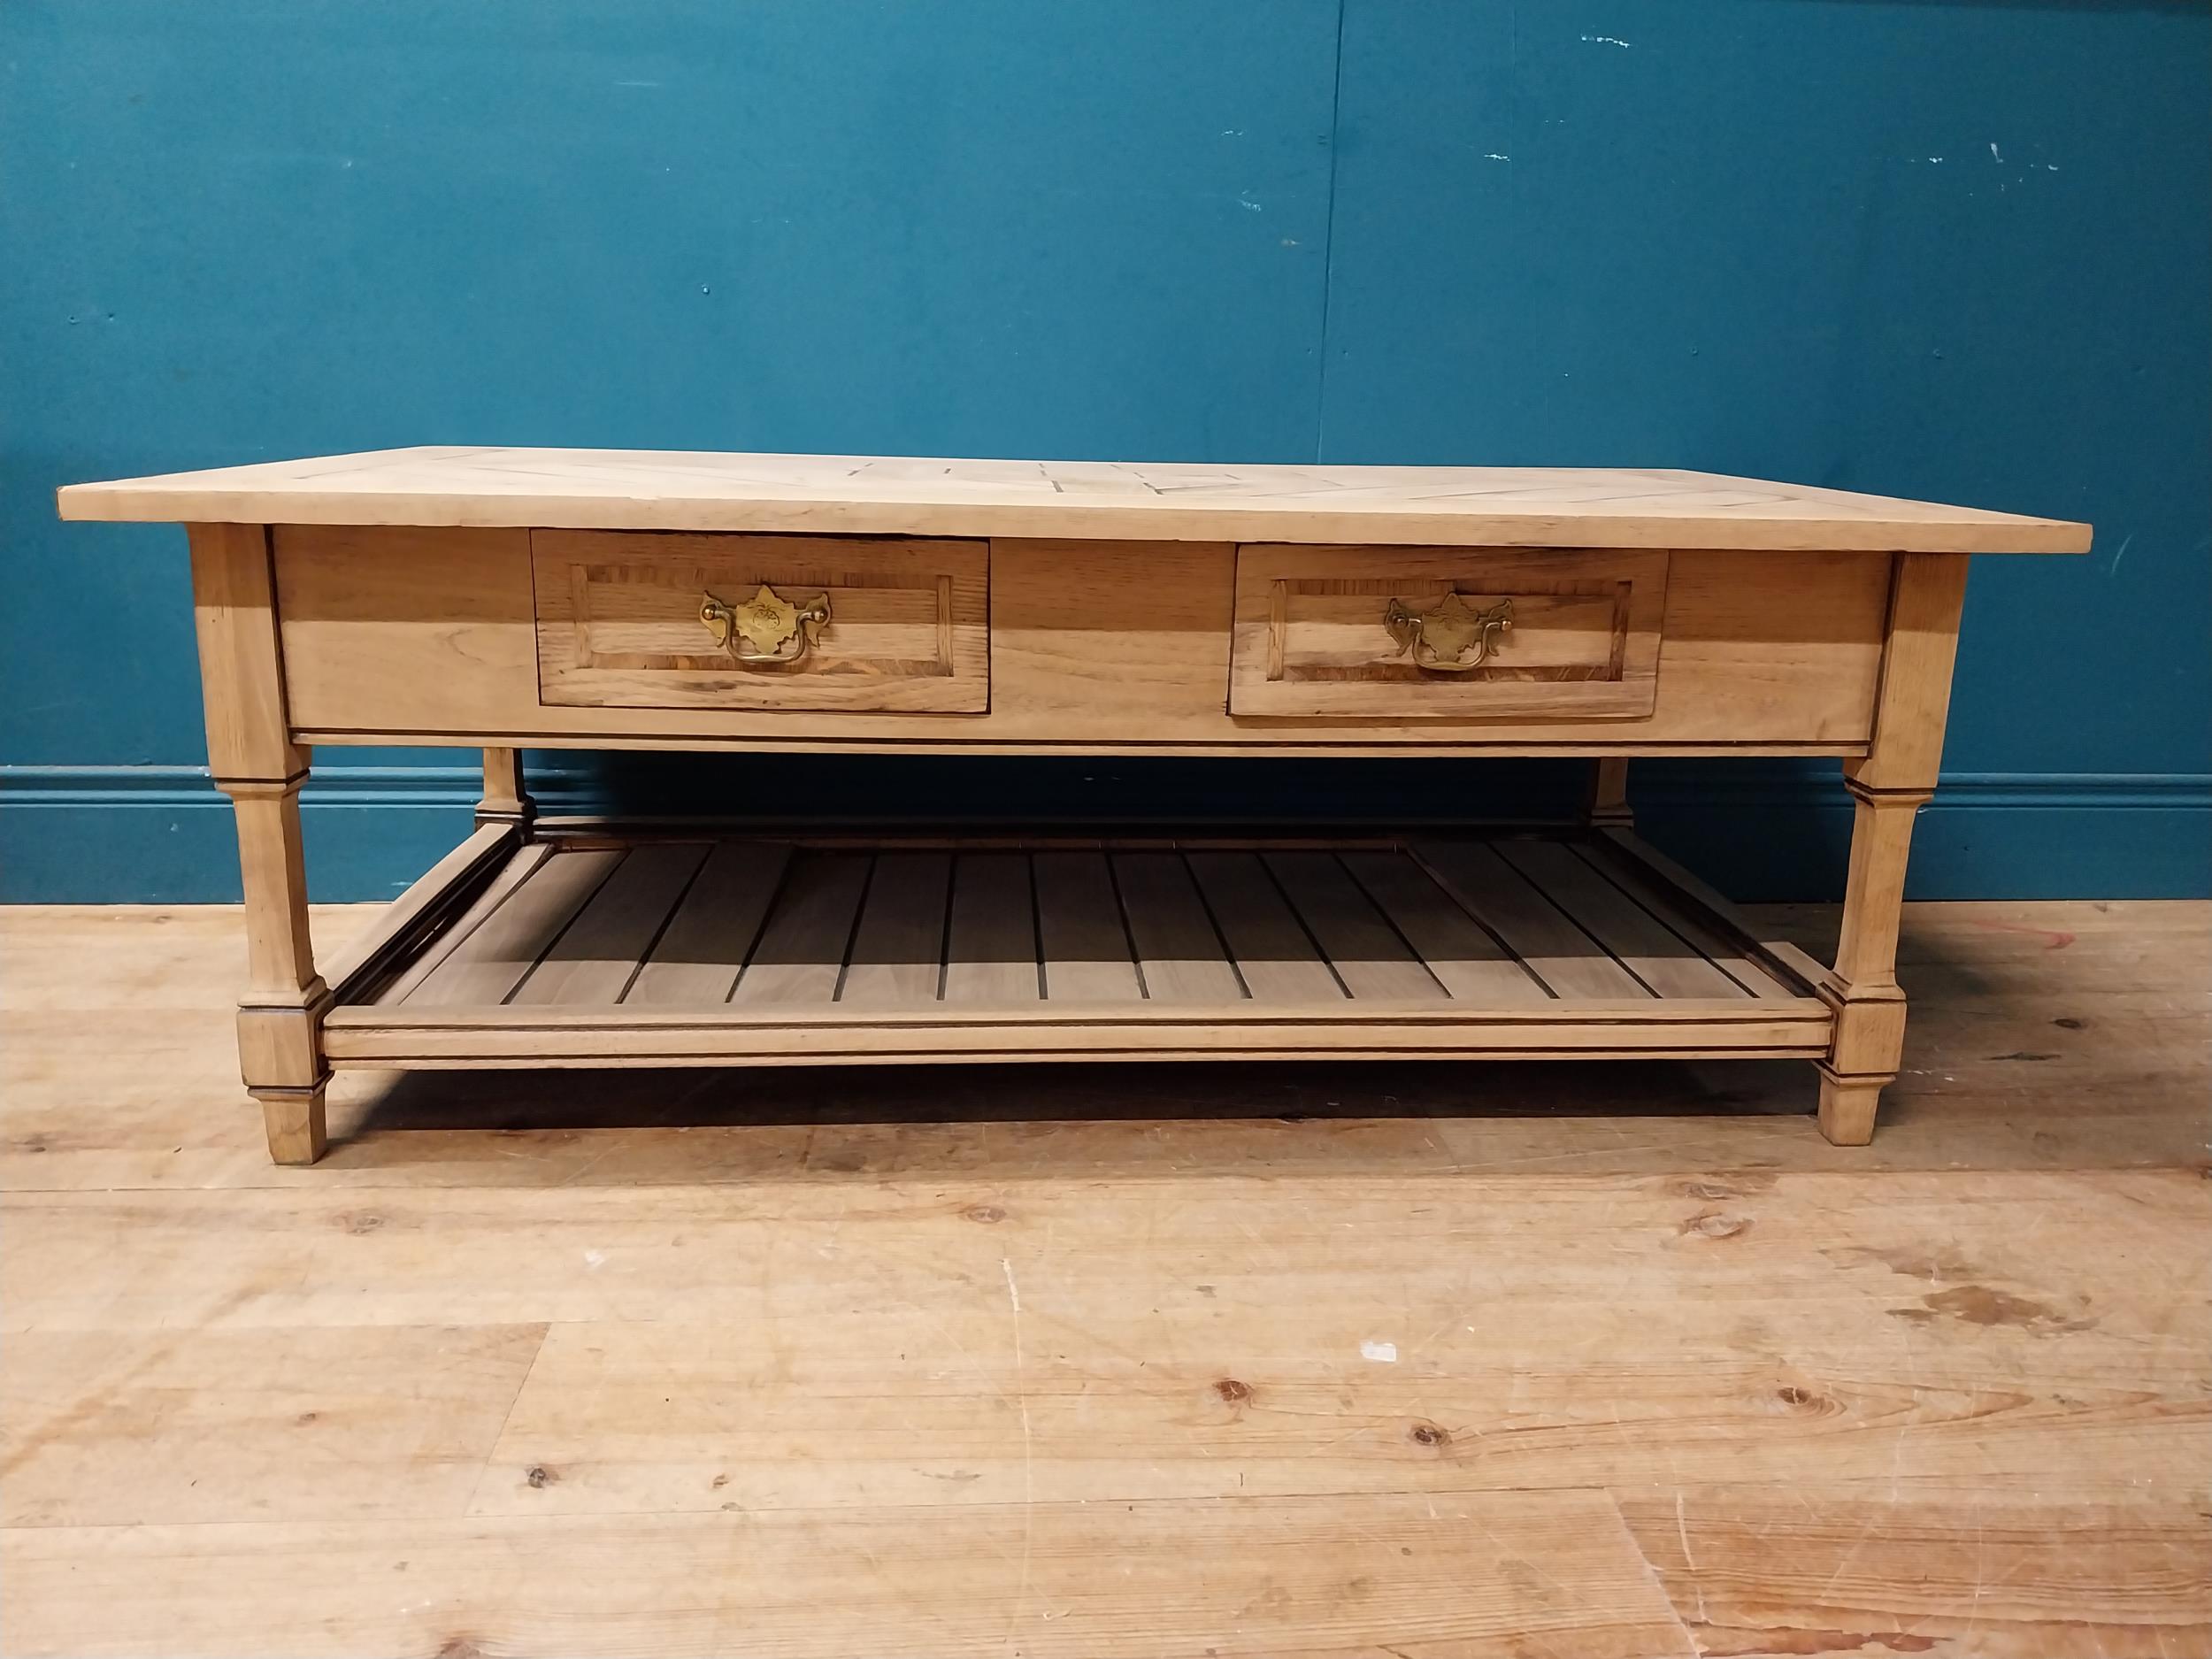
[279,526,1884,751]
[1231,546,1668,720]
[532,531,988,711]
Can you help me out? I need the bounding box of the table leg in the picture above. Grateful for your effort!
[1815,552,1969,1146]
[477,747,536,830]
[1587,758,1633,831]
[222,774,332,1164]
[1816,781,1926,1144]
[191,522,331,1164]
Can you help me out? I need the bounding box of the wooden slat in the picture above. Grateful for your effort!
[1600,827,1830,989]
[1340,849,1553,1003]
[508,843,710,1007]
[1411,839,1651,1000]
[839,852,952,1007]
[365,833,1820,1025]
[1263,851,1445,1001]
[402,847,624,1006]
[373,841,555,1005]
[621,841,792,1006]
[1576,838,1803,998]
[941,854,1040,1004]
[1110,853,1246,1003]
[325,824,520,1002]
[728,852,870,1007]
[1033,851,1142,1002]
[1184,851,1344,1002]
[1497,839,1748,1000]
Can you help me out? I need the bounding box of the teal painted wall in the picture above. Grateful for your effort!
[4,1,2207,902]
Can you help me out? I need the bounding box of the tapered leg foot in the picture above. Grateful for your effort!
[255,1086,328,1165]
[1815,1066,1884,1147]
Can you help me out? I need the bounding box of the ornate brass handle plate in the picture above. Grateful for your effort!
[1384,591,1513,672]
[699,583,831,666]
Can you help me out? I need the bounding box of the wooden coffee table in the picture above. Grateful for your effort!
[60,450,2088,1163]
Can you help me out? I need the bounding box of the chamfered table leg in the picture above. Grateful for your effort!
[192,522,332,1164]
[221,774,332,1164]
[1816,781,1926,1144]
[1815,551,1970,1145]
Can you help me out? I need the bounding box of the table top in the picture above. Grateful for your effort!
[58,447,2091,553]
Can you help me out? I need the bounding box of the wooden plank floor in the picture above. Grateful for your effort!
[3,899,2207,1657]
[361,831,1801,1010]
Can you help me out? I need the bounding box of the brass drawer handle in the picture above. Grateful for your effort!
[1384,592,1512,672]
[700,583,831,666]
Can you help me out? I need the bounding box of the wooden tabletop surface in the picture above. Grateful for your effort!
[58,447,2092,552]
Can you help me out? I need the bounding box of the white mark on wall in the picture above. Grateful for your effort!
[1990,142,2004,162]
[2107,533,2133,575]
[1239,191,1263,212]
[1483,152,1511,162]
[1581,35,1632,47]
[1360,1340,1398,1363]
[582,1249,606,1270]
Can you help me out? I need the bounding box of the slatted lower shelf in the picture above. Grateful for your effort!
[324,827,1831,1066]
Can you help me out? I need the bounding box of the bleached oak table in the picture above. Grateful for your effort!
[60,450,2088,1164]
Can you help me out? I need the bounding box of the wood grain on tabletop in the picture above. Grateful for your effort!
[58,447,2093,552]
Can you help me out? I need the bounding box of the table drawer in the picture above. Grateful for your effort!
[1229,545,1668,720]
[531,531,988,711]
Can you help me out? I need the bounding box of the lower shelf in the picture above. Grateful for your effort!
[323,824,1834,1067]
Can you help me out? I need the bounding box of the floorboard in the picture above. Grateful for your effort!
[0,897,2205,1658]
[0,1493,1696,1659]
